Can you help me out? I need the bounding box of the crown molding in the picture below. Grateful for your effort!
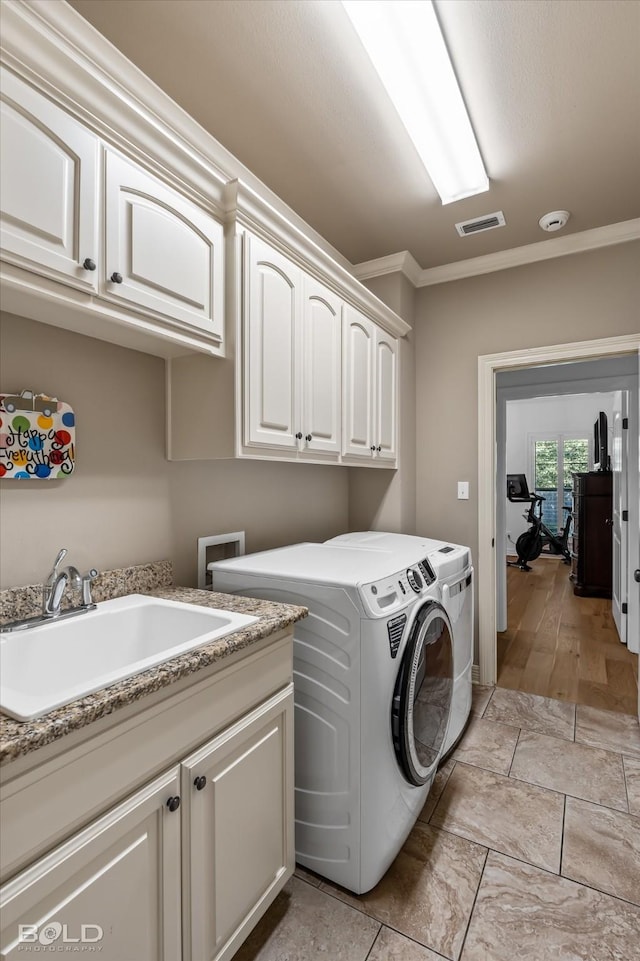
[353,250,423,287]
[354,219,640,289]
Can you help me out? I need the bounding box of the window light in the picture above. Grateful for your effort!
[342,0,489,205]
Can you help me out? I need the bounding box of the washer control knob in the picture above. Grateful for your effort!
[406,567,423,593]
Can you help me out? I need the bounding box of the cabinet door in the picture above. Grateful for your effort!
[374,329,398,462]
[182,686,294,961]
[342,305,375,459]
[0,767,181,961]
[301,277,342,456]
[0,67,99,292]
[244,233,302,450]
[105,150,223,338]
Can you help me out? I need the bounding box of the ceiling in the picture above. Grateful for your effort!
[68,0,640,271]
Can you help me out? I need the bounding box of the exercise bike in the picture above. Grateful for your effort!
[506,473,572,572]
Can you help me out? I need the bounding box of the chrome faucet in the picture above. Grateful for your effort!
[42,548,69,616]
[42,551,99,618]
[1,550,99,633]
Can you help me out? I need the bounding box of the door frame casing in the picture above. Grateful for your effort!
[477,333,640,687]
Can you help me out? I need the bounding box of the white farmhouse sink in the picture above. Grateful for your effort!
[0,594,258,721]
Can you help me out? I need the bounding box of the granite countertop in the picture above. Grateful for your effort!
[0,563,307,766]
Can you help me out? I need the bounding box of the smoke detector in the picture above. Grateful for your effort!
[539,210,570,232]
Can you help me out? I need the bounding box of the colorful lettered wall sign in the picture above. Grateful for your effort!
[0,389,75,479]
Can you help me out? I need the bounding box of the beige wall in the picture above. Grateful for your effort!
[348,272,417,534]
[0,313,349,590]
[414,242,640,568]
[0,313,173,587]
[5,241,636,595]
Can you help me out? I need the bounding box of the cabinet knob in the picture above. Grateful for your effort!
[194,775,207,791]
[82,257,96,271]
[295,432,303,440]
[110,272,123,284]
[634,569,640,583]
[166,796,181,812]
[305,434,312,443]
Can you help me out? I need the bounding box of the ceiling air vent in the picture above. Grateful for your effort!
[455,211,506,237]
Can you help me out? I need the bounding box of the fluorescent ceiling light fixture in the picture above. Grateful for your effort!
[342,0,489,205]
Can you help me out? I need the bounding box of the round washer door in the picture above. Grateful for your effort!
[392,602,454,786]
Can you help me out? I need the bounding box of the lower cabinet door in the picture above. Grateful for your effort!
[182,685,294,961]
[0,766,182,961]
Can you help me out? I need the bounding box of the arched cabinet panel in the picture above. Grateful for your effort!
[0,67,99,292]
[105,151,223,338]
[342,306,375,458]
[244,234,301,449]
[375,331,398,462]
[301,280,342,456]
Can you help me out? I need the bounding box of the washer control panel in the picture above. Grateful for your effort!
[361,559,438,617]
[406,567,423,593]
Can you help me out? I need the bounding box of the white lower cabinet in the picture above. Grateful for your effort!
[182,688,294,961]
[0,766,182,961]
[0,685,294,961]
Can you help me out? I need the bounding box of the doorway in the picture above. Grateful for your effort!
[498,381,638,713]
[477,334,640,719]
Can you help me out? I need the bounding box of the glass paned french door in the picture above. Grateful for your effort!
[532,436,590,533]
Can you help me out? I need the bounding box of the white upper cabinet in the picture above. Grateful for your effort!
[342,305,398,464]
[1,5,410,367]
[244,232,301,450]
[342,306,375,459]
[0,67,99,292]
[375,329,398,462]
[243,232,342,460]
[301,277,342,456]
[105,151,224,339]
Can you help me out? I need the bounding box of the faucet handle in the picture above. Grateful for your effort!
[46,548,68,585]
[80,568,99,607]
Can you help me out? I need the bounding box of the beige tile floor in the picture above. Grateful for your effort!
[232,686,640,961]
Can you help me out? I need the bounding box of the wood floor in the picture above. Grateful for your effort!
[498,556,638,714]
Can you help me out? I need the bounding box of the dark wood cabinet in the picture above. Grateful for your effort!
[570,471,613,597]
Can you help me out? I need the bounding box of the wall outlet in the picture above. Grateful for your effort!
[457,481,470,500]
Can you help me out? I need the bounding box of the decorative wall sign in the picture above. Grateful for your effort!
[0,389,75,479]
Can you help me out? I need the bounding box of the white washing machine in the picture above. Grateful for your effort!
[209,541,455,894]
[326,532,473,755]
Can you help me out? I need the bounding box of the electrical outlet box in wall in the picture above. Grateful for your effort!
[457,481,470,500]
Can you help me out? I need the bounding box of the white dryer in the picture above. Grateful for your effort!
[326,532,473,755]
[209,542,455,894]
